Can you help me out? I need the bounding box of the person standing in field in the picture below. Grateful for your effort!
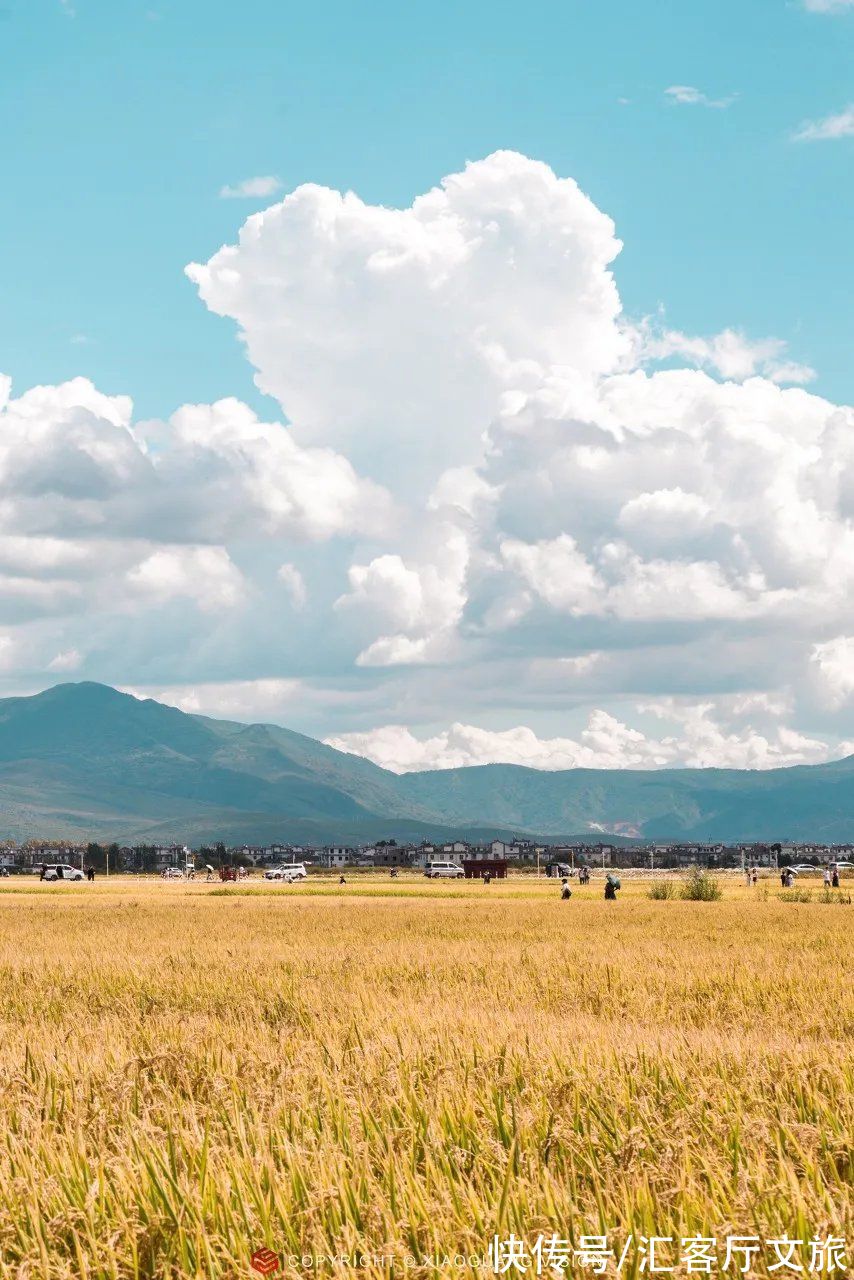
[823,867,832,888]
[751,867,758,886]
[604,873,620,900]
[560,878,571,900]
[831,865,840,889]
[744,866,751,886]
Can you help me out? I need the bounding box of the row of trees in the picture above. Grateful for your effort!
[83,842,241,872]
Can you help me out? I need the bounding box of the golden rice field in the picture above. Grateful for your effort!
[0,874,850,1279]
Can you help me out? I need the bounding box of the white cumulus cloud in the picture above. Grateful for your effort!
[336,527,469,666]
[3,151,854,772]
[126,547,246,612]
[811,636,854,706]
[188,151,630,495]
[792,105,854,142]
[326,700,844,774]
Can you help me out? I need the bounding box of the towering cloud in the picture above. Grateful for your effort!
[187,152,630,494]
[2,153,853,768]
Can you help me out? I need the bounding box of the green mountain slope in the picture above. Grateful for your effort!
[0,683,852,842]
[0,683,513,843]
[396,758,854,840]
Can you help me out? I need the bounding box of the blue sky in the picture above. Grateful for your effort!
[1,0,851,417]
[0,0,853,774]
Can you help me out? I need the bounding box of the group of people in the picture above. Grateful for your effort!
[560,871,621,900]
[763,865,839,885]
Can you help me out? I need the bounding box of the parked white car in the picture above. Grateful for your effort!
[161,867,185,879]
[264,863,307,882]
[424,861,464,879]
[40,864,85,882]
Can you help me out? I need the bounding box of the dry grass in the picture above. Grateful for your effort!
[0,876,850,1278]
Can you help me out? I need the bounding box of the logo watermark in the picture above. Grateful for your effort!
[249,1234,851,1274]
[250,1247,281,1275]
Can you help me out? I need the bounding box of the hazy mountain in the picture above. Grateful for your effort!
[396,757,854,841]
[0,683,851,843]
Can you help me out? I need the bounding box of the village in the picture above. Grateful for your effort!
[2,835,853,876]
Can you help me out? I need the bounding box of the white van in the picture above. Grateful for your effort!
[424,861,464,879]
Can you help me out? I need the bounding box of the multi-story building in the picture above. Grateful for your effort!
[362,843,417,867]
[320,846,357,868]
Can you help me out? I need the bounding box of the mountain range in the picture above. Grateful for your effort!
[0,682,852,844]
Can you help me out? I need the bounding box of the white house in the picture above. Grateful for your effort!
[321,846,356,868]
[154,844,190,869]
[490,839,536,860]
